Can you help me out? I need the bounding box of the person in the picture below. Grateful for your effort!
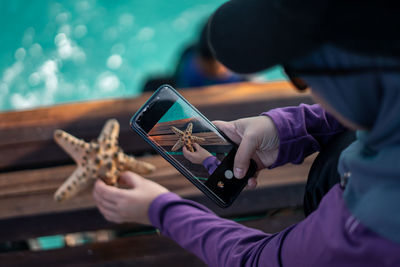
[172,22,247,89]
[93,0,400,266]
[142,21,247,92]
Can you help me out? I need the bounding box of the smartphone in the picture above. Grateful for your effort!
[130,85,257,207]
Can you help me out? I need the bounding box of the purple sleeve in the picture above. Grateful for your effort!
[202,156,221,175]
[263,103,346,168]
[149,192,287,266]
[149,188,399,267]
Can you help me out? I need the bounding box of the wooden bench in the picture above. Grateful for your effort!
[0,82,315,266]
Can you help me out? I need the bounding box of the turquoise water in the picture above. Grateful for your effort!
[0,0,285,112]
[157,97,199,123]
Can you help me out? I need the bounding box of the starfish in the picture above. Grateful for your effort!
[170,122,206,152]
[53,119,155,202]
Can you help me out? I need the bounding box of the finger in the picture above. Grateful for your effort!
[193,143,200,151]
[247,178,257,189]
[94,179,125,204]
[182,146,190,155]
[234,135,258,178]
[95,193,126,224]
[252,154,265,171]
[182,146,192,159]
[97,202,117,218]
[105,215,123,224]
[96,200,119,217]
[211,120,225,127]
[119,171,143,188]
[213,120,242,144]
[97,204,122,223]
[93,190,117,211]
[93,188,118,214]
[94,180,117,204]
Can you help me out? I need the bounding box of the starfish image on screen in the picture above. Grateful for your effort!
[170,122,206,152]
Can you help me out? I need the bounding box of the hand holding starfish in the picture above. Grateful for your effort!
[53,119,155,202]
[170,122,206,152]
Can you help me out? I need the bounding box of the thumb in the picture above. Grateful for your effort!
[212,120,242,144]
[234,135,257,178]
[119,171,143,188]
[193,143,201,151]
[182,146,192,156]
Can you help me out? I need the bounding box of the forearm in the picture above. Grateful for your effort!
[149,186,393,267]
[149,193,285,267]
[263,103,346,167]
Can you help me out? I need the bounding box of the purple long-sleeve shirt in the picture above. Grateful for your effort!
[202,156,221,175]
[266,103,346,168]
[148,104,400,266]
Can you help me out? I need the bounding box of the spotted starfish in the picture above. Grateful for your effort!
[53,119,155,202]
[170,122,206,152]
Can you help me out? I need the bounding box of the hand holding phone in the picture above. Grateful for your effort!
[130,85,257,207]
[212,117,280,176]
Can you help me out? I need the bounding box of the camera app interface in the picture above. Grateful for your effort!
[147,96,234,183]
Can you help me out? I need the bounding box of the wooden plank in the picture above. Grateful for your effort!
[148,118,229,147]
[0,155,315,242]
[148,118,194,135]
[150,133,229,147]
[0,82,313,171]
[0,208,304,267]
[148,119,233,152]
[0,155,313,219]
[0,81,297,128]
[0,183,306,242]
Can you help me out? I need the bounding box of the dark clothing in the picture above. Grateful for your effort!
[304,130,356,216]
[208,0,400,74]
[174,47,245,88]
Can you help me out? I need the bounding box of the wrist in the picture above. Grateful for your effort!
[259,114,280,150]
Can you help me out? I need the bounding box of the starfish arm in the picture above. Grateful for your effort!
[191,136,206,142]
[54,167,94,202]
[119,153,156,175]
[186,123,193,134]
[54,130,89,163]
[97,158,119,186]
[98,119,120,143]
[186,143,195,152]
[170,126,184,136]
[172,139,184,151]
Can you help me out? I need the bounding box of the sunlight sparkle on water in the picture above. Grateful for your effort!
[107,55,123,70]
[97,72,120,92]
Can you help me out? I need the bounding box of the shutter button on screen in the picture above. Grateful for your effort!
[224,170,233,179]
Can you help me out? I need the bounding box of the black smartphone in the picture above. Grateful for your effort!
[130,85,257,208]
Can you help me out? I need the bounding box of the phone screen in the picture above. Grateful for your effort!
[134,86,252,206]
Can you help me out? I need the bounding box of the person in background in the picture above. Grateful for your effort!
[142,21,247,92]
[94,0,400,266]
[173,23,247,89]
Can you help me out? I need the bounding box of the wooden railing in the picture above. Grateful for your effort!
[0,82,314,266]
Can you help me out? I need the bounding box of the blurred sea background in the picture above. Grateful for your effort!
[0,0,285,112]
